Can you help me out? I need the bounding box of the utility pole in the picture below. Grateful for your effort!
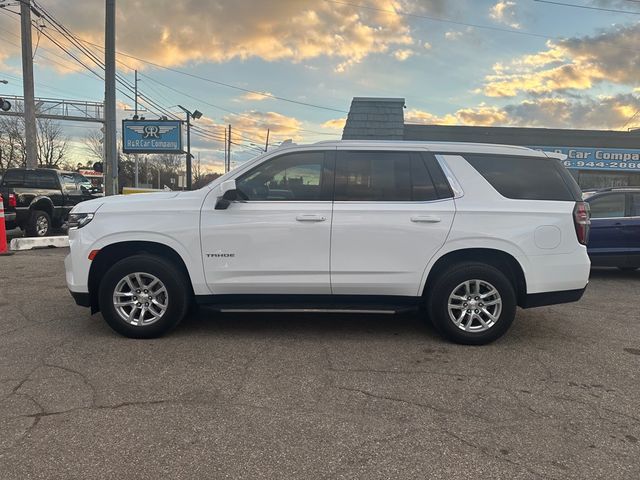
[185,111,192,189]
[224,127,227,173]
[134,69,138,117]
[227,124,231,172]
[134,154,139,187]
[20,0,38,169]
[265,128,270,152]
[104,0,117,195]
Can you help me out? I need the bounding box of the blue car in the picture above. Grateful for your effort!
[583,187,640,271]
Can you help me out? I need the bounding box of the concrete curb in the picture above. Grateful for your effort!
[10,236,69,251]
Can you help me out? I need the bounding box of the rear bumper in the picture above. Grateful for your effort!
[520,286,587,308]
[69,290,91,307]
[3,211,16,228]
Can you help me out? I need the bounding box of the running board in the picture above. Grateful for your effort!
[195,294,422,314]
[217,308,399,314]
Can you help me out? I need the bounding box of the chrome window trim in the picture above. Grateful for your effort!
[434,154,464,199]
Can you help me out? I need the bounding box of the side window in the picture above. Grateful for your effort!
[589,194,626,219]
[1,170,24,187]
[464,154,580,201]
[335,151,411,201]
[36,171,59,189]
[24,171,38,188]
[61,174,77,188]
[236,151,329,201]
[410,155,438,201]
[632,194,640,217]
[335,151,452,202]
[423,153,454,199]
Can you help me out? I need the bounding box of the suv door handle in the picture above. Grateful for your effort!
[296,214,326,222]
[411,215,441,223]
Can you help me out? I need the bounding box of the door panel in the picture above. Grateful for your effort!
[330,201,455,295]
[330,150,455,296]
[587,193,626,256]
[201,201,332,294]
[201,149,335,295]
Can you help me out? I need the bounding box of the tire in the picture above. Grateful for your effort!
[427,263,517,345]
[25,209,51,237]
[98,254,190,338]
[618,267,638,272]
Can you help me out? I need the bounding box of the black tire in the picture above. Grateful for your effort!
[25,209,51,237]
[98,254,190,339]
[427,263,517,345]
[618,267,638,272]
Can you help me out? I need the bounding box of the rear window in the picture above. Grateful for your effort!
[463,154,581,201]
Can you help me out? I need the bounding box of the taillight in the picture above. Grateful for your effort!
[8,194,16,208]
[573,201,590,245]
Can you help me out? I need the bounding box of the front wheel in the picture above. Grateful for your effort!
[427,263,517,345]
[25,209,51,237]
[98,254,190,338]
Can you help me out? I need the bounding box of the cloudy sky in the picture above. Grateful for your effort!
[1,0,640,172]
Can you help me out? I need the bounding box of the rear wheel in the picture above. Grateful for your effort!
[98,254,190,338]
[25,209,51,237]
[427,263,517,345]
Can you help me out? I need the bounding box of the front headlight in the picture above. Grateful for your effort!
[67,212,94,229]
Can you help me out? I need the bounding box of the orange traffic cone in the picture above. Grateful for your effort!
[0,194,13,256]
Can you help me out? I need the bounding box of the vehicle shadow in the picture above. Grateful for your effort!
[589,267,640,279]
[176,308,435,339]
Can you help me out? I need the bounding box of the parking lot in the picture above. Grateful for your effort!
[0,248,638,479]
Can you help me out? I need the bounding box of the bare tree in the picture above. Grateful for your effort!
[192,152,203,188]
[36,117,68,168]
[0,113,69,172]
[0,116,25,172]
[84,130,104,165]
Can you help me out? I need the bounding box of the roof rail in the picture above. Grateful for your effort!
[595,186,640,192]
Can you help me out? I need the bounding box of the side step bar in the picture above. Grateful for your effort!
[218,308,400,314]
[195,294,423,314]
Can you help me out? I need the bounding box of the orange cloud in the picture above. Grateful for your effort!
[40,0,417,73]
[321,118,346,130]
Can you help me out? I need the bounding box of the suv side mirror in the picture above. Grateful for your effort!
[215,179,238,210]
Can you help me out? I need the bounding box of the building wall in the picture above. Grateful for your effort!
[341,98,640,189]
[403,124,640,189]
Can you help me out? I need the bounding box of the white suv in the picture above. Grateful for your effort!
[65,141,590,344]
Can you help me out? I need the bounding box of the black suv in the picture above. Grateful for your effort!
[0,168,97,237]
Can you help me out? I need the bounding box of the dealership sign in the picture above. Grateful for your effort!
[122,120,183,154]
[530,146,640,172]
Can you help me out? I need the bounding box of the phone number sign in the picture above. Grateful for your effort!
[122,120,183,154]
[530,146,640,172]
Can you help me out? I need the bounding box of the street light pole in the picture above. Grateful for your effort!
[177,105,202,190]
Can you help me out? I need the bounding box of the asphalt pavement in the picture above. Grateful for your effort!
[1,248,639,479]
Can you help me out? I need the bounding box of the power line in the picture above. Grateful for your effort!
[533,0,640,15]
[327,0,553,40]
[33,1,347,114]
[138,72,337,138]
